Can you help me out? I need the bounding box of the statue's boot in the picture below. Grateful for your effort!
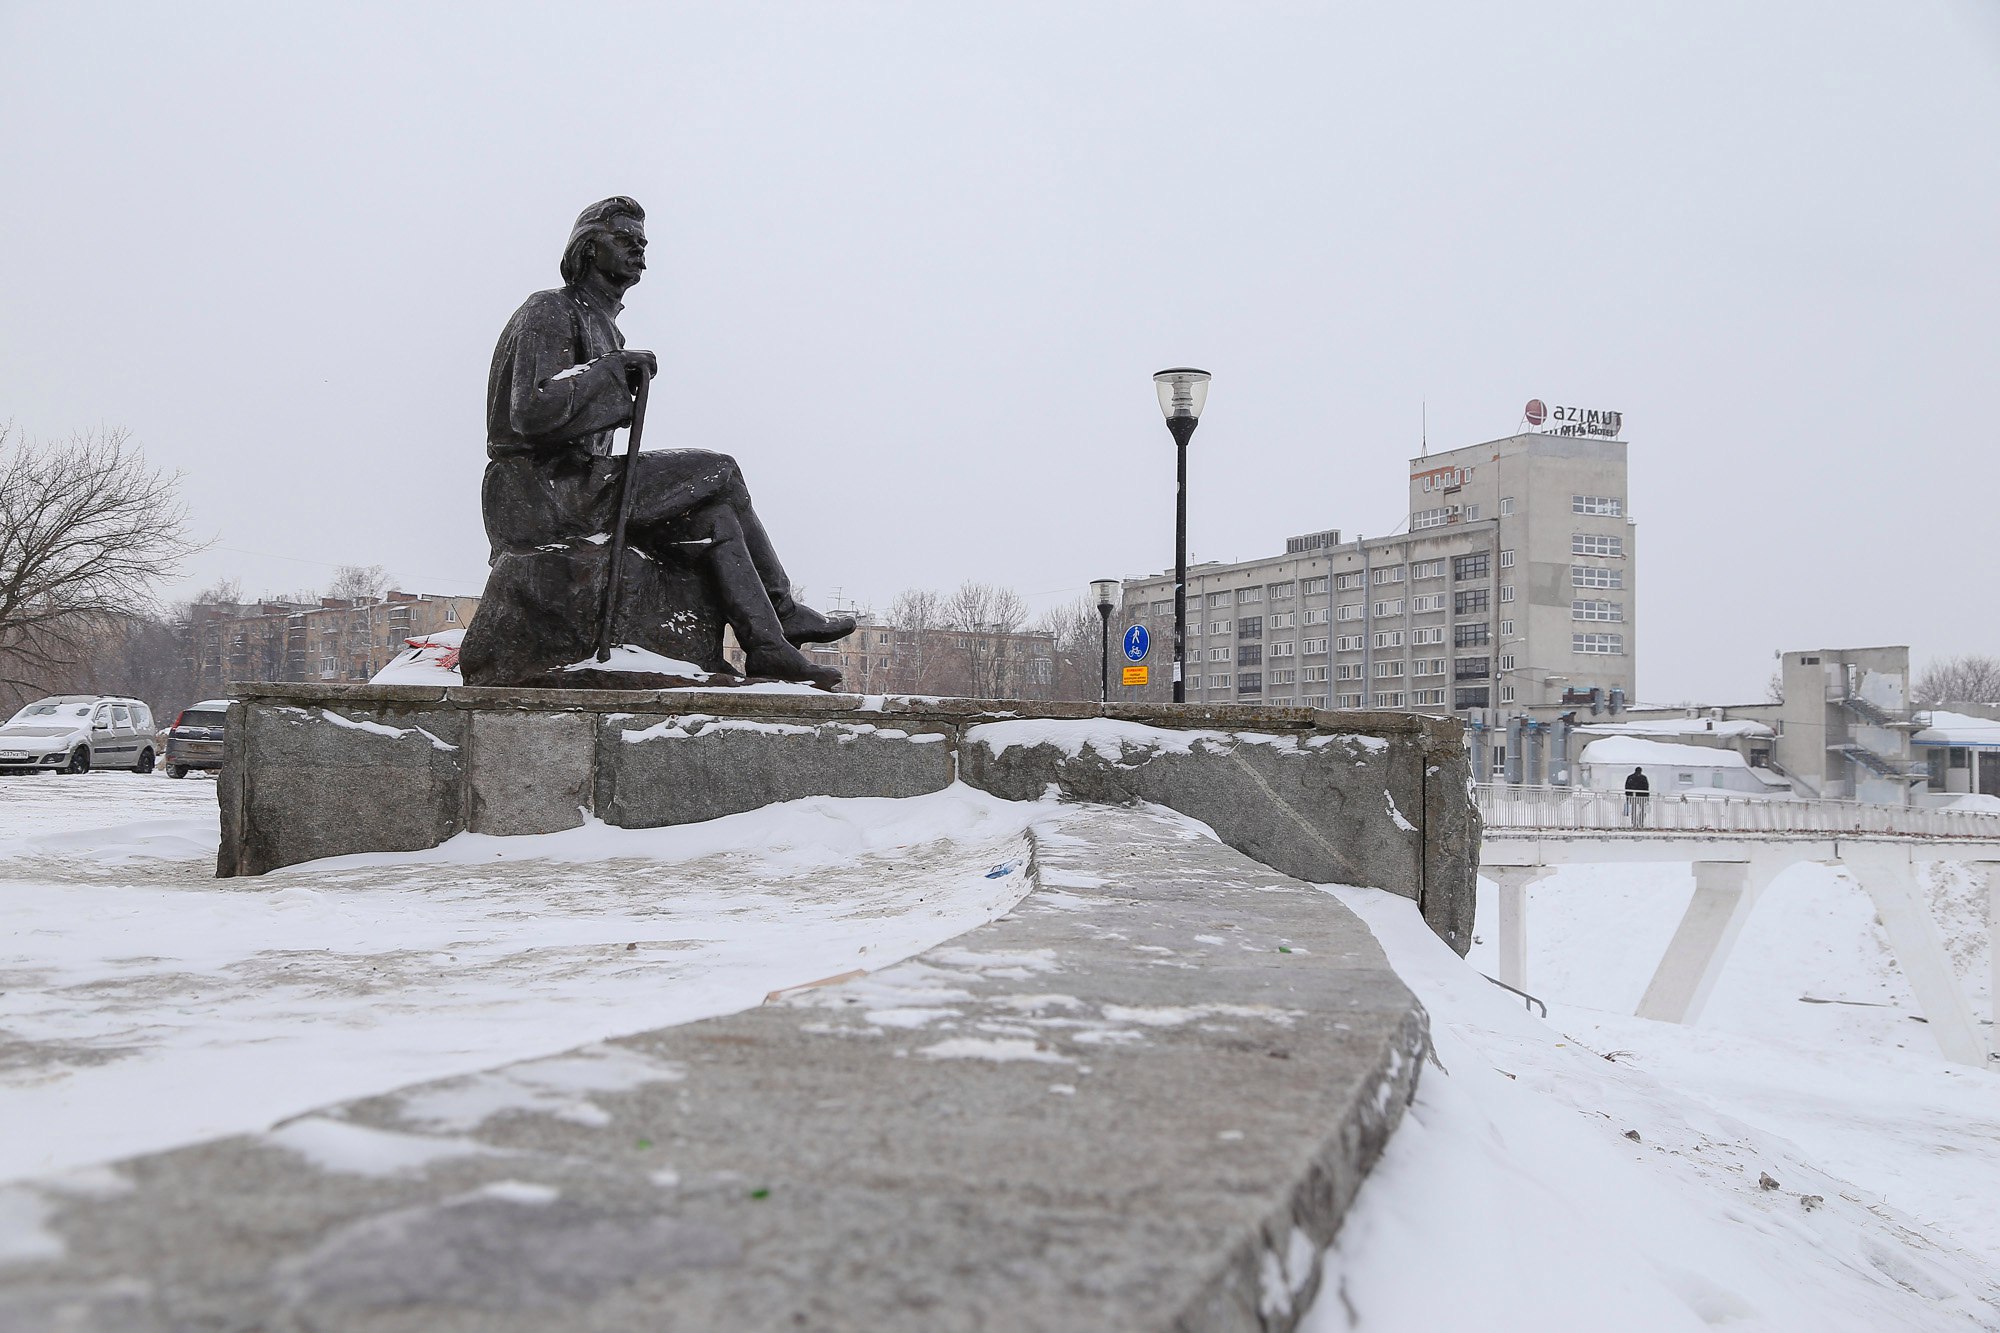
[734,502,856,645]
[708,515,843,689]
[773,594,856,646]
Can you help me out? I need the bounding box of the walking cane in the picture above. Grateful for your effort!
[592,364,651,663]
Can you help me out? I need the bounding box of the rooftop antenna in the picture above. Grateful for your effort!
[1420,400,1428,458]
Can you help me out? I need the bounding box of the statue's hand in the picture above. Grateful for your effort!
[615,350,659,385]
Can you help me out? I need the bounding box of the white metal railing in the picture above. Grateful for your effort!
[1476,784,2000,840]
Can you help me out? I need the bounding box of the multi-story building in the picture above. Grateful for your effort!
[1116,428,1637,780]
[191,591,478,697]
[724,619,1056,698]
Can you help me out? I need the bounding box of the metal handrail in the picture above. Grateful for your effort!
[1474,783,2000,840]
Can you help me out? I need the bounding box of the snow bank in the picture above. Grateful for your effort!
[1312,888,2000,1332]
[369,628,465,685]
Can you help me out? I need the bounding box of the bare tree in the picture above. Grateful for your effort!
[1914,654,2000,707]
[943,580,1028,698]
[884,587,956,695]
[325,564,393,603]
[0,426,198,698]
[1765,670,1784,705]
[1037,595,1104,702]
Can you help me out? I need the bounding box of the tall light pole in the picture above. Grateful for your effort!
[1091,578,1119,704]
[1153,368,1211,704]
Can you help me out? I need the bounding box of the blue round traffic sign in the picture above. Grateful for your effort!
[1123,625,1149,662]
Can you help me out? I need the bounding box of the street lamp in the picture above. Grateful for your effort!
[1090,578,1119,704]
[1153,367,1211,704]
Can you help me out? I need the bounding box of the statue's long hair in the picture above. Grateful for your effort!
[560,196,645,286]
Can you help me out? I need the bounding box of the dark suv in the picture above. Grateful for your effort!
[163,700,230,779]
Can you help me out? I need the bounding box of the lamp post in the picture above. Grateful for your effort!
[1090,578,1119,704]
[1153,368,1211,704]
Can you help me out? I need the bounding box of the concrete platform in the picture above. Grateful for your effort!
[216,685,1479,952]
[0,803,1428,1332]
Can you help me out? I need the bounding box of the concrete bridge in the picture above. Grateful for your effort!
[1476,785,2000,1065]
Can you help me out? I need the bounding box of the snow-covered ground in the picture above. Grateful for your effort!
[0,772,1045,1183]
[1313,862,2000,1332]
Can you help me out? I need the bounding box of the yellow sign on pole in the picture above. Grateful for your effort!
[1122,665,1149,687]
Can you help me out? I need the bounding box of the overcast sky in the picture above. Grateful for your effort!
[3,2,1995,704]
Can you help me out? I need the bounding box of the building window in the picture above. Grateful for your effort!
[1501,685,1517,703]
[1210,619,1231,634]
[1373,565,1405,585]
[1372,630,1404,649]
[1268,582,1296,601]
[1238,645,1263,666]
[1270,640,1296,657]
[1302,665,1330,682]
[1304,607,1330,625]
[1334,572,1364,591]
[1454,589,1489,615]
[1455,656,1491,680]
[1572,600,1623,622]
[1372,691,1406,707]
[1237,672,1263,694]
[1208,592,1231,608]
[1572,533,1624,557]
[1453,553,1489,581]
[1374,660,1404,678]
[1499,618,1515,637]
[1373,599,1403,617]
[1238,616,1263,639]
[1498,549,1515,569]
[1208,647,1228,661]
[1500,654,1516,671]
[1454,687,1491,709]
[1270,612,1296,629]
[1238,587,1262,604]
[1413,688,1447,706]
[1151,599,1174,615]
[1302,576,1328,595]
[1500,497,1515,516]
[1269,669,1297,685]
[1411,506,1457,530]
[1463,504,1480,522]
[1411,626,1443,645]
[1571,565,1623,589]
[1411,594,1445,613]
[1412,559,1445,580]
[1574,633,1625,655]
[1337,663,1364,681]
[1335,634,1363,652]
[1500,585,1515,603]
[444,604,459,623]
[1572,494,1624,516]
[1303,637,1330,655]
[1335,604,1362,621]
[1335,693,1362,708]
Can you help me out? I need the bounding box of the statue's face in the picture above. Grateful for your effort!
[592,216,648,289]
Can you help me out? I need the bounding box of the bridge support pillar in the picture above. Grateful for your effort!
[1484,865,1556,991]
[1636,858,1777,1026]
[1840,844,1987,1065]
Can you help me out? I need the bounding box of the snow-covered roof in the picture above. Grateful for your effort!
[1576,717,1774,740]
[1578,736,1752,769]
[1913,710,2000,748]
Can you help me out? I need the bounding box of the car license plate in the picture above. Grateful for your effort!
[0,751,26,760]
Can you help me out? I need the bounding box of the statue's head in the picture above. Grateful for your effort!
[561,196,647,291]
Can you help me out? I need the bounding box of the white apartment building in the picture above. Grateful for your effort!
[1116,429,1637,779]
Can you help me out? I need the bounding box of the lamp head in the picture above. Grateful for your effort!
[1091,578,1119,613]
[1152,368,1212,422]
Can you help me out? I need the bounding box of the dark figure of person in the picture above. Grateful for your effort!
[1623,765,1651,828]
[484,196,852,687]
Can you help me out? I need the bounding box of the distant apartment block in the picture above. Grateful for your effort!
[191,591,479,696]
[725,620,1056,698]
[1117,429,1637,778]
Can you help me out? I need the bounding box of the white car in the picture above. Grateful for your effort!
[0,695,159,775]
